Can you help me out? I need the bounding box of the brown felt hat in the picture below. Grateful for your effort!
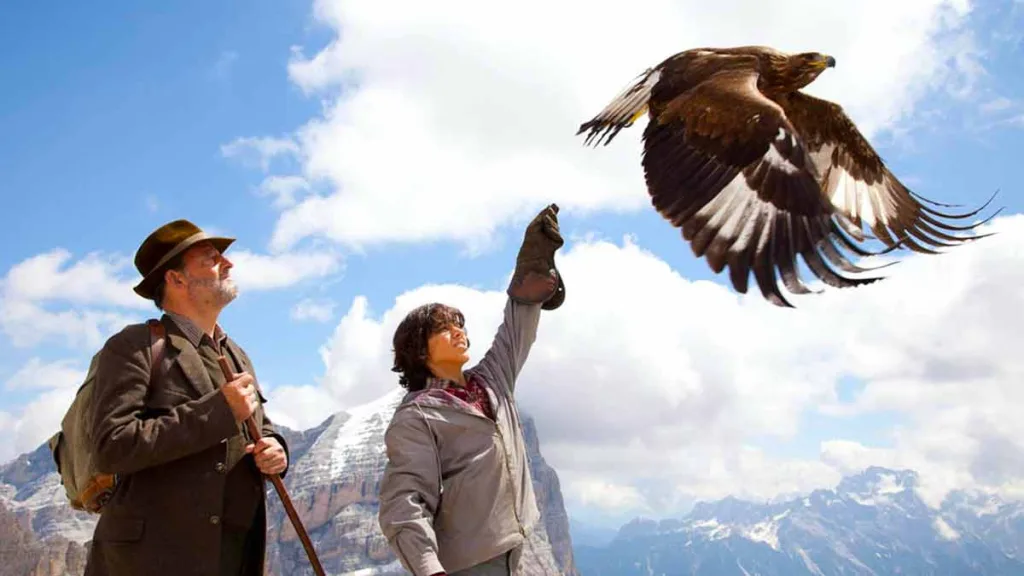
[133,219,235,300]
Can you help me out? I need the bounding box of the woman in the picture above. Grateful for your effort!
[378,204,565,576]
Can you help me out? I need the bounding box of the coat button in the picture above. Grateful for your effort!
[209,515,220,525]
[215,462,226,473]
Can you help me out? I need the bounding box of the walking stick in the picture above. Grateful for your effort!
[217,357,327,576]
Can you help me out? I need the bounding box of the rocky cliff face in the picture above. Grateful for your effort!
[522,413,577,576]
[0,390,577,576]
[263,389,578,576]
[0,499,88,576]
[0,443,94,576]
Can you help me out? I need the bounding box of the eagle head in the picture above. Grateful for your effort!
[802,52,836,69]
[779,52,836,91]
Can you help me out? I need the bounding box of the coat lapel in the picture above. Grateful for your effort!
[222,338,248,375]
[167,332,215,397]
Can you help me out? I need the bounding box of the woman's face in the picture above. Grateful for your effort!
[427,322,470,367]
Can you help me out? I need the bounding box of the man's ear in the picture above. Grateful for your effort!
[166,268,185,287]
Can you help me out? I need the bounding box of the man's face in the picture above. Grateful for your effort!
[176,241,237,309]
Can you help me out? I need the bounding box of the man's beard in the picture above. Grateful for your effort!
[187,275,238,307]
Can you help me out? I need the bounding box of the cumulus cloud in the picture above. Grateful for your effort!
[227,249,342,291]
[261,383,342,432]
[0,249,148,349]
[229,0,984,252]
[0,245,343,462]
[2,249,147,310]
[0,245,342,350]
[290,298,337,322]
[0,357,87,463]
[272,214,1020,518]
[5,357,87,391]
[220,136,299,172]
[257,175,311,209]
[570,479,647,513]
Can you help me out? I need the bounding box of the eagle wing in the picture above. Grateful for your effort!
[642,65,881,307]
[779,91,1000,253]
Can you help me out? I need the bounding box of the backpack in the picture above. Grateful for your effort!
[47,319,166,513]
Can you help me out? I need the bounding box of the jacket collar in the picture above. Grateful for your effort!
[424,375,461,390]
[161,314,217,398]
[402,369,500,422]
[164,311,228,350]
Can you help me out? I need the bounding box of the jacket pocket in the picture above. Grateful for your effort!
[437,473,464,528]
[94,515,145,542]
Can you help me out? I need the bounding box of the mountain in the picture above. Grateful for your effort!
[262,389,577,575]
[575,466,1024,575]
[569,519,618,548]
[0,389,578,576]
[0,446,90,576]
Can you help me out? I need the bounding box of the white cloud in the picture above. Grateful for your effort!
[262,383,342,432]
[211,50,239,80]
[5,357,86,391]
[275,214,1022,518]
[0,244,341,459]
[570,479,647,513]
[2,249,147,310]
[0,249,148,349]
[0,246,343,350]
[257,175,311,208]
[981,96,1014,113]
[0,358,87,463]
[220,135,299,172]
[235,0,983,252]
[290,298,337,322]
[228,249,342,291]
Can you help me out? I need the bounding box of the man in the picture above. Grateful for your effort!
[378,204,566,576]
[85,219,289,576]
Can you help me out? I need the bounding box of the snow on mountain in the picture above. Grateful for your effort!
[0,442,97,546]
[283,388,400,498]
[0,387,578,576]
[264,388,575,575]
[576,466,1024,575]
[16,392,1024,576]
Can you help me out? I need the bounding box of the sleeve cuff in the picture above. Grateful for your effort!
[269,431,290,478]
[417,555,445,576]
[394,538,445,576]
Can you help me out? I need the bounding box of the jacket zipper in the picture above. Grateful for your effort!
[494,420,526,536]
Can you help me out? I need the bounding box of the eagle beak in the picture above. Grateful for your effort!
[822,55,836,68]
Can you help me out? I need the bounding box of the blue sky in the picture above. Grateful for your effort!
[0,1,337,389]
[2,0,1022,527]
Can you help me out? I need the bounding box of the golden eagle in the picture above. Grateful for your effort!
[577,46,999,307]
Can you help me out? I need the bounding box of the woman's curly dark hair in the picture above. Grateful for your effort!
[391,302,470,391]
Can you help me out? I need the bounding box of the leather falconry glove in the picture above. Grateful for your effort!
[507,203,565,310]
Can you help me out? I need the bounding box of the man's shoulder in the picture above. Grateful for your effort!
[102,319,161,350]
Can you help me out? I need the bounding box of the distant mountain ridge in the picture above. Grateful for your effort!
[6,407,1024,576]
[0,389,578,576]
[576,466,1024,575]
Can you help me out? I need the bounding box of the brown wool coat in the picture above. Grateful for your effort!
[83,316,288,576]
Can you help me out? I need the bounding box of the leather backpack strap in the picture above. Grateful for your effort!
[146,318,167,386]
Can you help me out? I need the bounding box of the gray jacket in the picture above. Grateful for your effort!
[378,298,543,575]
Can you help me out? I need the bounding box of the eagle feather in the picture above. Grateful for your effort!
[577,45,1000,307]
